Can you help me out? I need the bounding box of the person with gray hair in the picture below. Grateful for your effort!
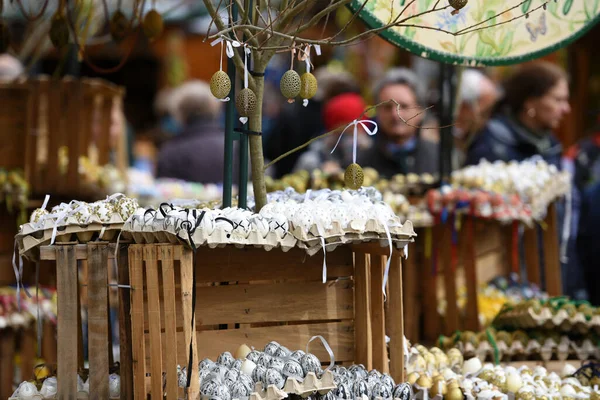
[359,67,440,177]
[453,69,499,168]
[156,80,230,183]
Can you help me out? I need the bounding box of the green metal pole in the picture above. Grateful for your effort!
[222,2,238,208]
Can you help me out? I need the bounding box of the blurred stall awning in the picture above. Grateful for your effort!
[349,0,600,66]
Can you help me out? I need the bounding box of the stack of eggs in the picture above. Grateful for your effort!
[10,374,120,399]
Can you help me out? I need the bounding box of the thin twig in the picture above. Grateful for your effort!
[457,1,550,35]
[206,0,225,39]
[327,0,369,43]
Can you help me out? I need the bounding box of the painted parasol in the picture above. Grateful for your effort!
[349,0,600,66]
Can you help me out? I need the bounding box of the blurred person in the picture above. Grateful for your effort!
[156,80,228,184]
[294,92,372,173]
[577,180,600,305]
[453,69,500,168]
[0,54,23,80]
[465,61,570,167]
[264,66,360,178]
[359,68,439,177]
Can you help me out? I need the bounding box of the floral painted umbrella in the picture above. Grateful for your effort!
[349,0,600,66]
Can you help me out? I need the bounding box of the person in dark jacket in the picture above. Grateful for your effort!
[359,68,439,178]
[156,80,231,184]
[577,181,600,305]
[465,61,570,168]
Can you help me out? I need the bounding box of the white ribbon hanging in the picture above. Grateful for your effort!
[306,335,335,370]
[12,240,31,311]
[300,44,317,107]
[560,189,572,263]
[240,44,252,125]
[331,119,379,164]
[210,37,233,102]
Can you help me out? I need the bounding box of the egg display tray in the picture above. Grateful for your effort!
[246,370,336,399]
[492,307,600,334]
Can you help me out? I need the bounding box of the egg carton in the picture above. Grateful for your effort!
[17,222,126,261]
[298,234,413,257]
[289,218,415,244]
[493,307,600,334]
[8,394,120,399]
[455,337,599,363]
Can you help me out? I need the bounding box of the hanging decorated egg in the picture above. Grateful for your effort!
[299,72,318,100]
[49,12,70,49]
[280,70,301,102]
[142,9,163,40]
[236,87,257,117]
[448,0,468,15]
[0,21,10,53]
[344,163,364,190]
[110,10,129,42]
[210,70,232,100]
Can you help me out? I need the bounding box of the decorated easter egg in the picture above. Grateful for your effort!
[275,345,291,358]
[110,10,129,42]
[334,383,352,399]
[299,72,318,99]
[236,88,258,117]
[300,353,322,376]
[345,163,364,190]
[109,374,120,398]
[290,349,305,361]
[247,350,261,363]
[372,382,393,399]
[392,383,412,400]
[265,368,285,389]
[269,357,285,373]
[142,9,163,40]
[218,352,235,368]
[282,359,304,380]
[280,70,302,101]
[116,197,139,221]
[353,379,371,398]
[252,365,267,383]
[257,353,272,368]
[264,341,281,356]
[211,70,232,100]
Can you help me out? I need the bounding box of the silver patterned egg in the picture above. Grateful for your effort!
[265,368,286,389]
[290,350,305,361]
[353,379,371,398]
[275,346,291,358]
[231,359,243,370]
[199,368,211,384]
[200,379,220,396]
[215,384,232,400]
[349,364,368,380]
[282,359,304,379]
[218,351,235,368]
[392,383,412,400]
[252,365,267,383]
[270,357,285,373]
[264,341,281,356]
[238,373,254,391]
[178,367,188,388]
[335,383,352,399]
[200,358,215,371]
[247,350,261,363]
[211,364,230,378]
[230,380,251,398]
[381,374,395,391]
[371,382,392,399]
[225,369,240,386]
[257,353,272,368]
[300,353,322,376]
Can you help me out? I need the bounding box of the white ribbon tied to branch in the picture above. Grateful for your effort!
[210,36,241,102]
[330,119,378,164]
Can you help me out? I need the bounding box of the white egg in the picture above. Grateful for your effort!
[463,357,483,376]
[109,373,120,398]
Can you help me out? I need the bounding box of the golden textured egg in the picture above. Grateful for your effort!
[280,70,301,101]
[0,21,10,53]
[110,10,129,42]
[447,380,460,390]
[430,380,447,397]
[344,163,364,190]
[496,331,513,346]
[407,372,420,385]
[299,72,318,99]
[445,387,464,400]
[479,370,494,382]
[235,88,258,117]
[210,70,231,100]
[142,10,163,40]
[49,12,70,49]
[517,393,534,400]
[415,375,433,389]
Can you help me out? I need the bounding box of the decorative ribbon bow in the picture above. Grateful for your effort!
[330,119,378,165]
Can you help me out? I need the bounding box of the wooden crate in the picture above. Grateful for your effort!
[128,244,380,399]
[39,242,133,399]
[0,76,125,199]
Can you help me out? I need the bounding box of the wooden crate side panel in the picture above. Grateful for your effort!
[194,247,353,283]
[0,85,30,170]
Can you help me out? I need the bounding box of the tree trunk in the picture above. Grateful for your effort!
[248,72,267,211]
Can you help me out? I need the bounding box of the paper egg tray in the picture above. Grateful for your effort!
[290,218,416,243]
[298,234,414,256]
[493,307,600,334]
[9,394,120,400]
[17,220,126,261]
[454,337,599,363]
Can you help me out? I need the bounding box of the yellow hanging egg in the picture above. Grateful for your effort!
[142,10,163,40]
[299,72,318,99]
[344,163,364,190]
[210,70,231,100]
[49,12,70,49]
[110,10,129,42]
[236,88,257,117]
[280,70,301,102]
[0,21,10,53]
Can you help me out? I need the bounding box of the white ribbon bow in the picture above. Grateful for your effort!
[331,119,378,164]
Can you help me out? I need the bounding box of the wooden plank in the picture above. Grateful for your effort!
[441,223,459,335]
[543,203,562,296]
[370,254,387,373]
[24,80,38,188]
[192,280,354,326]
[40,244,117,260]
[402,246,418,341]
[155,322,355,363]
[461,217,479,332]
[422,227,440,342]
[354,252,372,369]
[44,80,62,193]
[159,246,178,400]
[87,244,110,399]
[144,246,163,399]
[97,98,113,166]
[524,227,541,286]
[42,321,57,364]
[128,245,147,399]
[194,246,353,283]
[0,329,15,400]
[180,247,199,398]
[77,261,85,372]
[21,327,36,381]
[65,79,82,196]
[56,245,79,399]
[388,253,405,383]
[118,246,133,399]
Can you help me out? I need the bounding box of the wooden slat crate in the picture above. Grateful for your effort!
[128,244,373,400]
[0,76,125,199]
[39,242,133,399]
